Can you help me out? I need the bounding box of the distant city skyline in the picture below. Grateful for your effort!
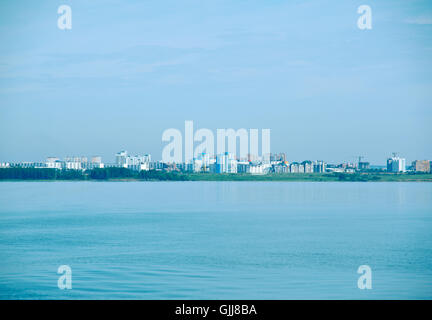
[0,149,424,168]
[1,1,432,164]
[4,149,432,175]
[0,141,427,165]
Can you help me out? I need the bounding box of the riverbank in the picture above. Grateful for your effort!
[185,172,432,182]
[1,168,432,182]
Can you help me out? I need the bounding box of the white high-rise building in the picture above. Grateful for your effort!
[116,151,128,167]
[215,152,237,173]
[387,155,406,173]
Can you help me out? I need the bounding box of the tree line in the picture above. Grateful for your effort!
[0,168,189,181]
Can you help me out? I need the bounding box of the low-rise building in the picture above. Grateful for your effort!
[289,162,300,173]
[358,162,370,171]
[128,162,150,171]
[272,162,289,173]
[46,157,63,169]
[15,162,45,168]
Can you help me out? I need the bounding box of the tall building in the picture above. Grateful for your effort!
[314,160,326,173]
[116,151,128,167]
[387,154,406,173]
[215,152,237,173]
[412,160,431,173]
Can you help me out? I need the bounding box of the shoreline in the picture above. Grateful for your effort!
[1,173,432,182]
[2,168,432,182]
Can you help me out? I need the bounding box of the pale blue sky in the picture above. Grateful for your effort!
[0,0,431,164]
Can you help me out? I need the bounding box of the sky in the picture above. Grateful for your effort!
[0,0,431,164]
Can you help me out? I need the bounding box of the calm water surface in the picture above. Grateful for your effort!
[0,182,431,299]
